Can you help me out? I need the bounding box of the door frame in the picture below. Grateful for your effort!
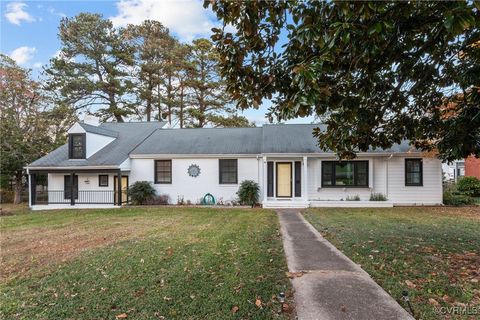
[276,162,293,198]
[114,175,129,205]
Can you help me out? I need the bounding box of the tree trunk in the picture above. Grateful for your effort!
[179,83,184,128]
[13,171,23,204]
[167,75,172,125]
[146,77,153,121]
[146,102,151,122]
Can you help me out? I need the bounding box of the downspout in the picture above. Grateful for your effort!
[385,154,393,199]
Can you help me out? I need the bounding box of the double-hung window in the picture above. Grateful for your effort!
[322,161,368,187]
[155,160,172,184]
[219,159,238,184]
[405,159,423,186]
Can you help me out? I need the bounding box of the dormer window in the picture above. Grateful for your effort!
[69,133,86,159]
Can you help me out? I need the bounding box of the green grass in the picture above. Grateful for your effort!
[304,207,480,320]
[0,207,291,319]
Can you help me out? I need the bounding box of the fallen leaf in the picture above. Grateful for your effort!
[286,271,305,278]
[166,248,173,256]
[405,280,416,289]
[255,298,262,307]
[116,313,128,319]
[231,305,239,314]
[428,298,439,306]
[340,304,347,312]
[282,303,291,313]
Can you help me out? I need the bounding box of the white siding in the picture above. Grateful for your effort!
[48,173,115,204]
[307,157,385,201]
[129,157,261,204]
[306,156,442,205]
[387,157,442,205]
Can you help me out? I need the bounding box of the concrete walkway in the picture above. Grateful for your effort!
[277,209,413,320]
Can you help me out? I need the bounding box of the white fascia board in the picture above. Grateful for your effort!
[25,165,119,170]
[129,154,261,159]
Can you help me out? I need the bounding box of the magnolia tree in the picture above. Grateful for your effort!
[206,1,480,161]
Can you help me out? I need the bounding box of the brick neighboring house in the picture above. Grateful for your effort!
[465,156,480,179]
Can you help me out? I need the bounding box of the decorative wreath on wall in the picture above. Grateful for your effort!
[188,164,201,178]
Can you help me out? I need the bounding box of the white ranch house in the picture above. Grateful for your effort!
[26,121,443,210]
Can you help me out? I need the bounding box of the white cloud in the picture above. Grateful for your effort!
[5,2,35,25]
[110,0,216,41]
[10,46,37,65]
[33,62,43,68]
[48,7,66,18]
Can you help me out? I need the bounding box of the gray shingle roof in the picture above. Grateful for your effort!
[131,124,414,155]
[131,127,263,155]
[261,124,414,153]
[29,122,415,168]
[79,122,118,138]
[28,122,165,168]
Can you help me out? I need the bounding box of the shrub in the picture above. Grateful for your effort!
[177,196,185,205]
[370,193,387,201]
[128,181,156,205]
[237,180,260,207]
[457,176,480,196]
[144,194,170,205]
[346,195,360,201]
[443,191,474,206]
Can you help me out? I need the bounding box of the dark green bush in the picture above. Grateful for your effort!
[128,181,156,205]
[443,190,474,206]
[237,180,259,207]
[457,176,480,196]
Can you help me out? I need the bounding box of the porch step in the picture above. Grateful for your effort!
[262,201,309,209]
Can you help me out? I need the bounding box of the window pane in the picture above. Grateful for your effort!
[335,162,354,185]
[99,175,108,186]
[322,162,332,186]
[406,159,422,185]
[155,160,172,183]
[407,172,420,184]
[71,135,84,158]
[220,159,237,184]
[356,162,368,186]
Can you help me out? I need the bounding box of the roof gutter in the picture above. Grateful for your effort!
[25,165,119,170]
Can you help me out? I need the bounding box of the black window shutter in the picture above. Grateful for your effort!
[294,161,301,197]
[267,162,274,197]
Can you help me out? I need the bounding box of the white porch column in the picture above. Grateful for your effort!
[303,156,308,202]
[263,156,268,203]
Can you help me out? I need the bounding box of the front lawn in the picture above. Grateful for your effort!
[0,207,291,319]
[304,207,480,320]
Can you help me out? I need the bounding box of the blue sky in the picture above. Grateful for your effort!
[1,0,313,124]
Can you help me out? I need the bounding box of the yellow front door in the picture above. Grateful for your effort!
[276,163,292,197]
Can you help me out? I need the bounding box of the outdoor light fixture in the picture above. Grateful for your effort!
[402,290,415,317]
[278,292,285,303]
[84,178,90,184]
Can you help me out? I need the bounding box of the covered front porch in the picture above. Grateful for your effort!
[28,168,129,210]
[261,156,310,208]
